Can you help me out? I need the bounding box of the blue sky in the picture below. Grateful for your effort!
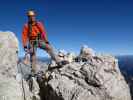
[0,0,133,57]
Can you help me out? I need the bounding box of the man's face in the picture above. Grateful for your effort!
[28,16,36,22]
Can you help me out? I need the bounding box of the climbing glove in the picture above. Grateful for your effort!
[24,46,28,52]
[45,41,50,44]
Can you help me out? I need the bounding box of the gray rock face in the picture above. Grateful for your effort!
[0,32,38,100]
[0,31,18,78]
[41,51,131,100]
[79,45,95,59]
[0,32,23,100]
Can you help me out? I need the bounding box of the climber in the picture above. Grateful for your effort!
[22,10,68,74]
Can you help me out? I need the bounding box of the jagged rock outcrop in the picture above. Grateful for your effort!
[38,47,131,100]
[0,32,39,100]
[0,32,23,100]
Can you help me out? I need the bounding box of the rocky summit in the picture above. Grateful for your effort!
[0,32,131,100]
[39,48,131,100]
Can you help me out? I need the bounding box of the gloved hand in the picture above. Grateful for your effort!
[24,46,28,52]
[45,41,50,44]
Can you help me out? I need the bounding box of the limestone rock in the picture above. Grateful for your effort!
[0,32,23,100]
[79,45,95,59]
[66,53,76,63]
[40,51,131,100]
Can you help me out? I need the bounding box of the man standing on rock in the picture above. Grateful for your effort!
[22,10,66,74]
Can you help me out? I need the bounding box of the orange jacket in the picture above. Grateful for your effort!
[22,21,47,47]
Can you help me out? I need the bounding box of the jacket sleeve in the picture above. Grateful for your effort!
[38,22,48,42]
[22,24,28,48]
